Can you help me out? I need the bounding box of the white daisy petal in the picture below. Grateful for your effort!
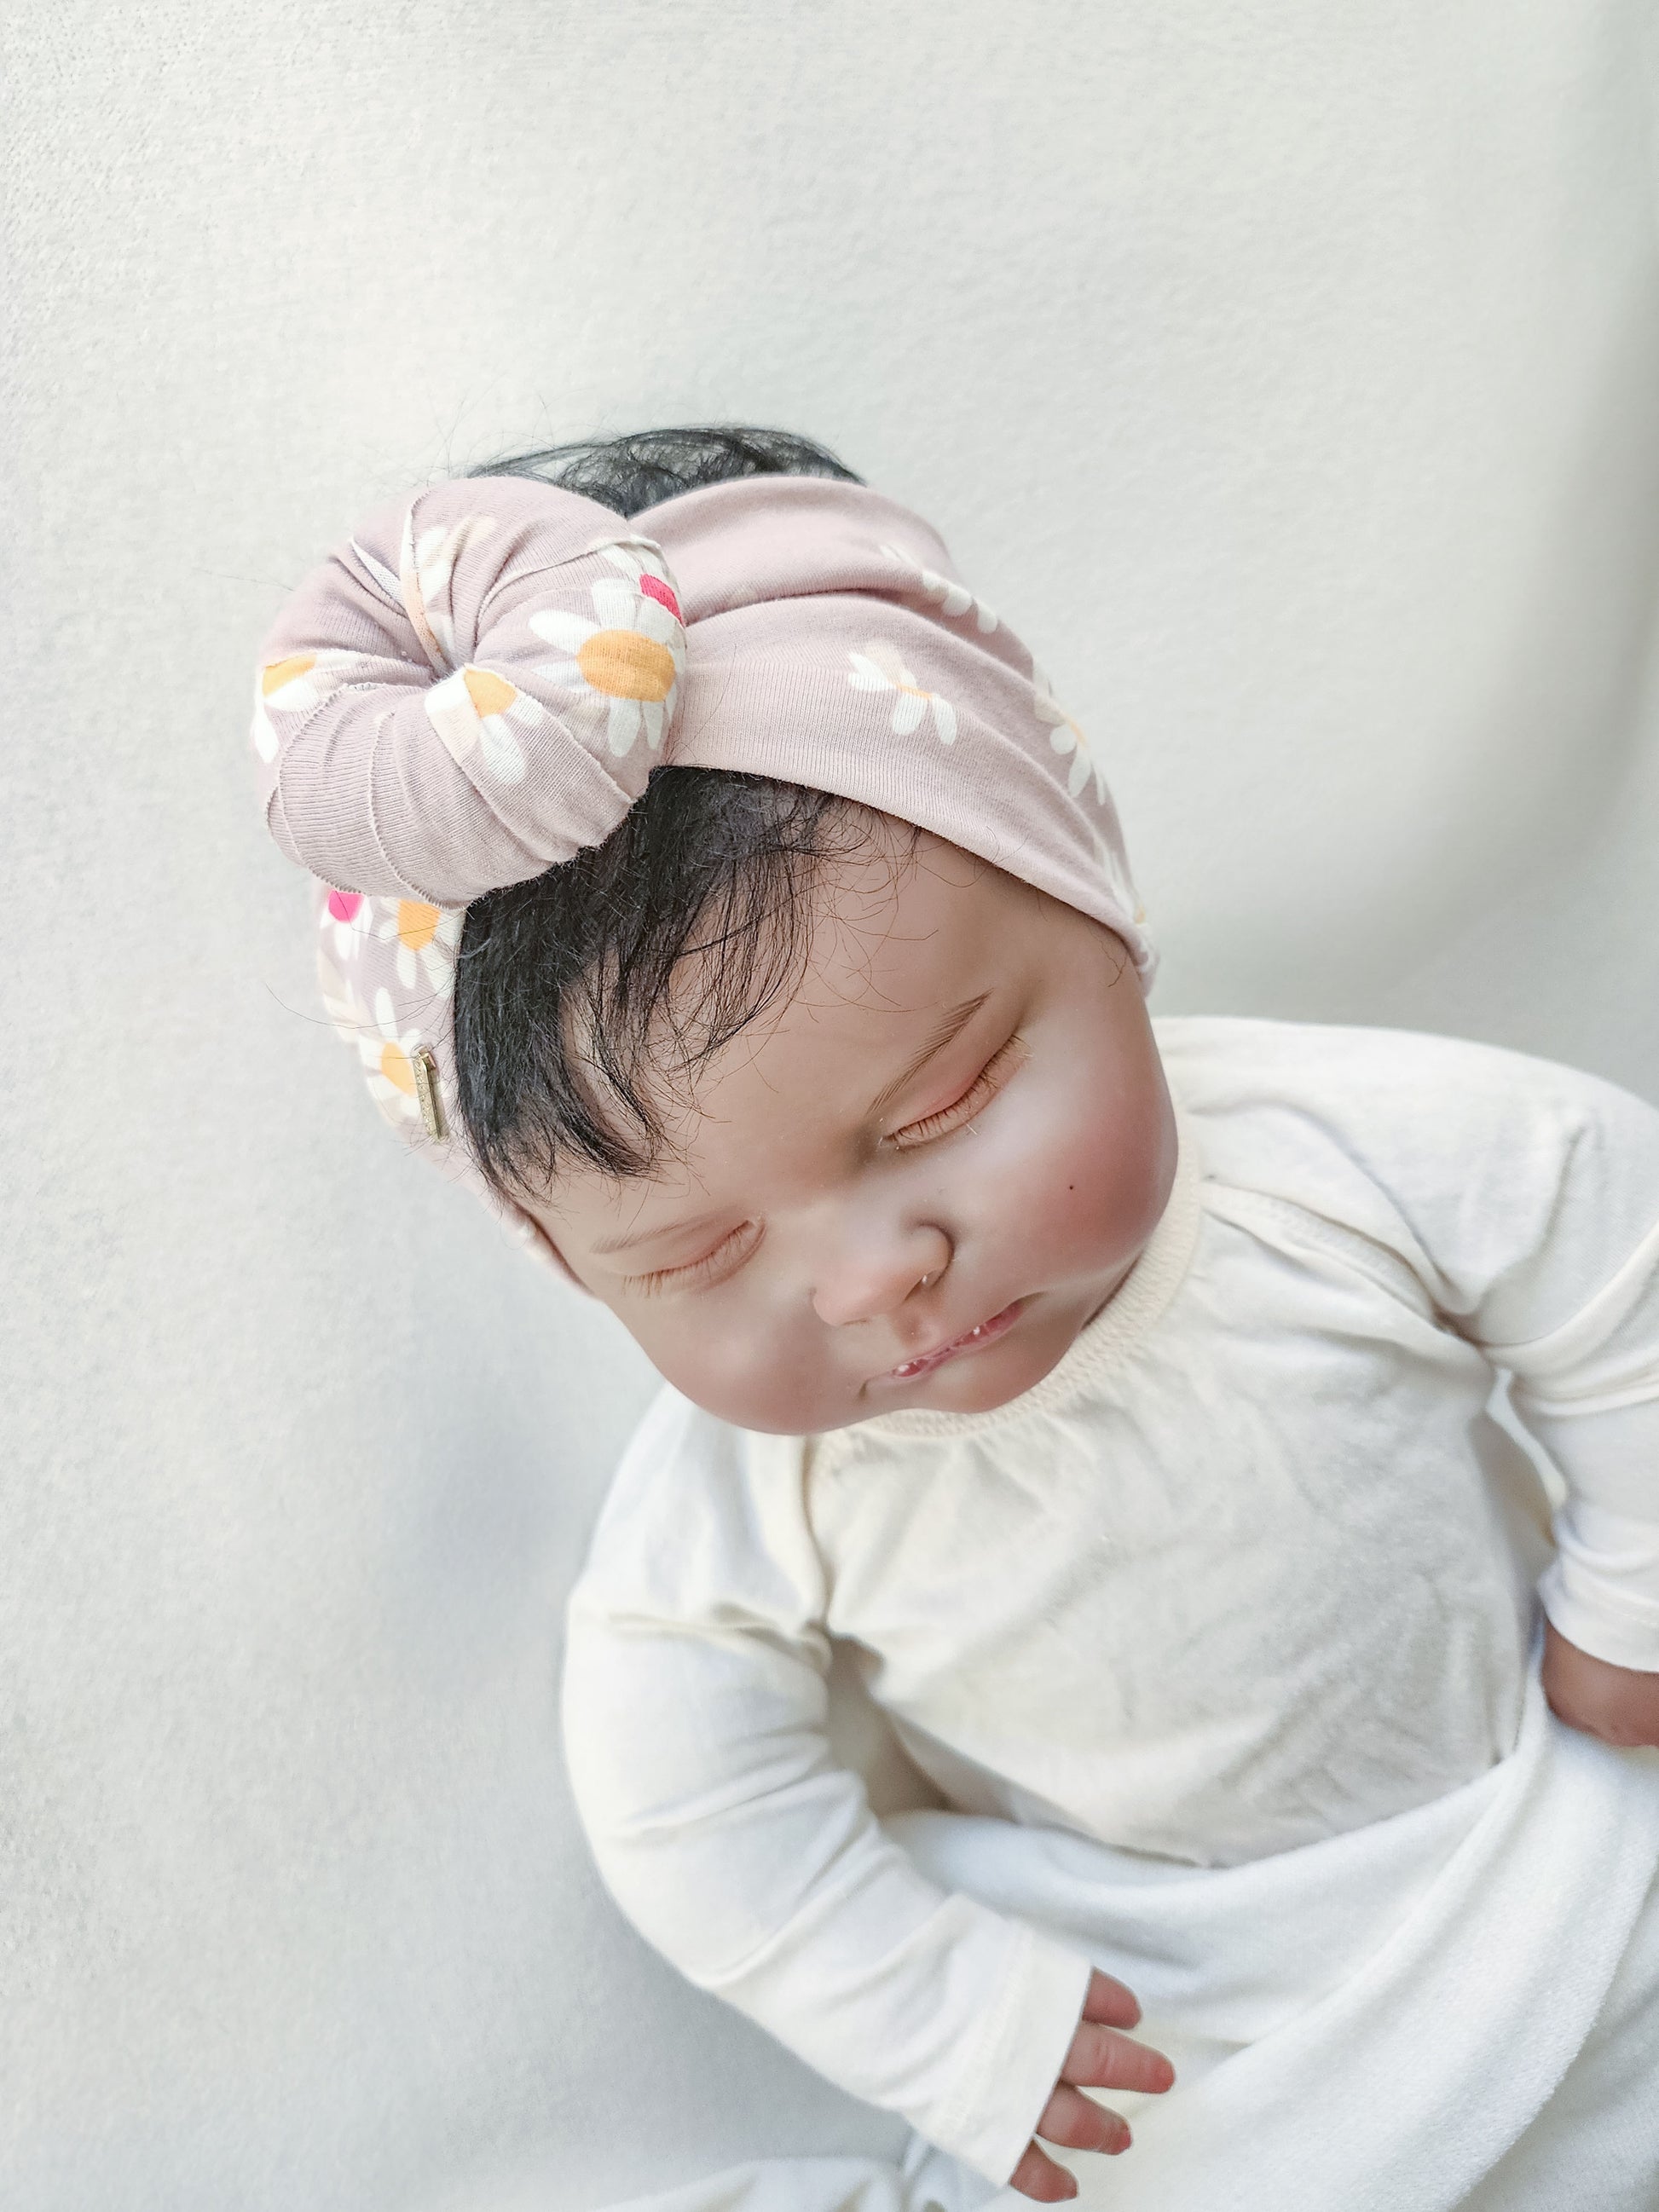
[847,656,891,691]
[938,579,974,617]
[531,664,587,696]
[590,580,638,631]
[892,692,928,736]
[641,701,664,749]
[478,718,527,783]
[605,696,643,756]
[1068,748,1090,796]
[931,696,957,745]
[635,597,678,643]
[425,667,483,764]
[974,602,999,633]
[251,705,278,760]
[316,955,367,1042]
[529,609,598,650]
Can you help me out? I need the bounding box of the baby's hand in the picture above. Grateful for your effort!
[1008,1968,1176,2203]
[1542,1620,1659,1748]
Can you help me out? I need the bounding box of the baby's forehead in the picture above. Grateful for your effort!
[546,850,1020,1204]
[788,828,1025,985]
[673,851,1055,1111]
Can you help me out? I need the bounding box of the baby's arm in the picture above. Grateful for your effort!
[1454,1054,1659,1744]
[1187,1022,1659,1741]
[561,1391,1169,2195]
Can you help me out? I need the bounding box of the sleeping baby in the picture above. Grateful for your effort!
[251,427,1659,2210]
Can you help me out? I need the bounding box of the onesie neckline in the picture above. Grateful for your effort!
[851,1108,1205,1441]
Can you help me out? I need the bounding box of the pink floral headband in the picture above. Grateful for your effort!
[250,472,1154,1271]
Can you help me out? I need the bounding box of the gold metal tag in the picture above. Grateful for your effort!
[411,1047,447,1141]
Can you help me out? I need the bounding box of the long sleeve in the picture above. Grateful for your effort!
[560,1389,1093,2188]
[1159,1019,1659,1672]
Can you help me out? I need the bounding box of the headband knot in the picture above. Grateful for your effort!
[251,478,690,907]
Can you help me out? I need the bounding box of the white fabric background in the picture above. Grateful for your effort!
[4,4,1658,2208]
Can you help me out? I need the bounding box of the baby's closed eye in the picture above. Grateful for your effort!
[885,1034,1028,1150]
[624,1219,764,1297]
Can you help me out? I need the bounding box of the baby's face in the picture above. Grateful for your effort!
[527,831,1177,1435]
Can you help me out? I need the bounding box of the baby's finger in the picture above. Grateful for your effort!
[1064,2020,1176,2096]
[1078,1966,1142,2029]
[1035,2082,1132,2157]
[1007,2139,1080,2203]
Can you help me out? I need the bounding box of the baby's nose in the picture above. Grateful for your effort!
[812,1228,951,1329]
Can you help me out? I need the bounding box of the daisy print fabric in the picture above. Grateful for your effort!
[375,898,462,998]
[877,540,998,634]
[251,645,396,765]
[528,540,686,759]
[422,662,550,785]
[315,944,448,1141]
[316,887,461,1000]
[1033,664,1108,804]
[315,954,427,1133]
[847,639,958,743]
[318,885,374,964]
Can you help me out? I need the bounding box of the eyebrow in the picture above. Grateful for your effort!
[590,1205,731,1259]
[865,994,991,1119]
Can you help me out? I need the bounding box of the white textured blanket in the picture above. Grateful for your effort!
[603,1653,1659,2212]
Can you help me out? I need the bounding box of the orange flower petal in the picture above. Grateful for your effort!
[263,653,316,696]
[397,901,440,953]
[380,1042,415,1094]
[462,666,519,718]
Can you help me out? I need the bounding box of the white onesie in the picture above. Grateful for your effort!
[561,1017,1659,2183]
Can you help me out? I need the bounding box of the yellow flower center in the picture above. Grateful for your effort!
[397,901,440,952]
[462,666,519,718]
[577,628,678,702]
[380,1042,415,1094]
[263,653,316,696]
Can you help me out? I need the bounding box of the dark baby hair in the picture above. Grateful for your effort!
[452,426,894,1203]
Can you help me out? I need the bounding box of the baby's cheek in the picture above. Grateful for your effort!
[989,1083,1167,1278]
[635,1304,826,1434]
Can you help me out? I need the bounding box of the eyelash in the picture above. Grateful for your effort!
[627,1219,762,1298]
[887,1034,1025,1150]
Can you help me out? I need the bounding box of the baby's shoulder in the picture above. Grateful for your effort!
[1152,1012,1559,1109]
[1150,1013,1645,1228]
[1153,1014,1616,1141]
[580,1388,819,1603]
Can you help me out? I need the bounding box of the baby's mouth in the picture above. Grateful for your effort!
[880,1298,1027,1383]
